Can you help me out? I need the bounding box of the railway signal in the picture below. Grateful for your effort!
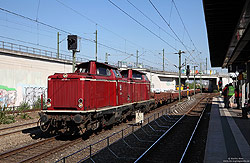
[186,65,190,77]
[174,50,185,102]
[67,35,78,50]
[67,35,79,72]
[186,65,190,97]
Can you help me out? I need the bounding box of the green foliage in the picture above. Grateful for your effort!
[243,72,247,80]
[33,97,46,109]
[20,113,32,120]
[213,90,218,93]
[17,101,30,111]
[186,82,203,89]
[0,111,16,124]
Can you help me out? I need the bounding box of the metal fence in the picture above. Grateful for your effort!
[55,113,162,163]
[55,98,196,163]
[0,41,87,63]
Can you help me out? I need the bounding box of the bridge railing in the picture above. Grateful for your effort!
[0,41,87,63]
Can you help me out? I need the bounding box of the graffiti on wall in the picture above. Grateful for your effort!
[0,85,47,108]
[24,87,47,106]
[0,85,17,108]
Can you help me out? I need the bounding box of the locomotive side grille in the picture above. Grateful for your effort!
[52,79,78,108]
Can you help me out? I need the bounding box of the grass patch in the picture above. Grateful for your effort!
[19,113,32,120]
[17,101,30,111]
[0,110,16,124]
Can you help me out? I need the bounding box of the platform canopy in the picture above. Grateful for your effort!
[203,0,250,70]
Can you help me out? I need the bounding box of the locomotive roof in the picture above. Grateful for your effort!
[120,69,146,75]
[76,61,118,69]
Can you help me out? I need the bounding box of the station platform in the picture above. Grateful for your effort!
[205,96,250,163]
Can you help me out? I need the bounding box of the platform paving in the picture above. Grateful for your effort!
[204,96,250,163]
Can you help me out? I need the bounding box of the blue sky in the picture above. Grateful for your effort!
[0,0,218,72]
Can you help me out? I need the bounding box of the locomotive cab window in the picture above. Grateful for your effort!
[132,72,142,80]
[120,71,128,78]
[97,67,111,76]
[143,75,149,81]
[113,69,122,78]
[76,64,89,73]
[79,68,88,73]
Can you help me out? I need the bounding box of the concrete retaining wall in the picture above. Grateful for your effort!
[0,50,72,107]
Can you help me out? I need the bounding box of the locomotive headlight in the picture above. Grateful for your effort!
[78,98,83,108]
[63,73,68,78]
[47,98,51,108]
[78,98,83,104]
[78,103,83,108]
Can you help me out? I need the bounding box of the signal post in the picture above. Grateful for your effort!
[67,35,79,72]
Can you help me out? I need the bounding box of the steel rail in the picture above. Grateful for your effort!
[0,121,37,132]
[0,136,56,160]
[179,95,212,162]
[20,138,83,163]
[179,103,207,162]
[4,108,40,114]
[134,114,185,163]
[134,95,207,163]
[0,126,38,138]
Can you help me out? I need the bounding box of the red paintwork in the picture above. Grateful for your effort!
[47,61,151,111]
[47,61,200,112]
[120,69,150,104]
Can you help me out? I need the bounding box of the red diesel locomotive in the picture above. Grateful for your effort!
[39,61,155,134]
[39,61,200,134]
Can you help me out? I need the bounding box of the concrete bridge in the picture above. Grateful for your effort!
[136,69,232,93]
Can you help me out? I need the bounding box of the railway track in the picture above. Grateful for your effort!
[134,94,213,163]
[0,135,83,163]
[0,94,209,163]
[0,121,38,137]
[55,94,210,163]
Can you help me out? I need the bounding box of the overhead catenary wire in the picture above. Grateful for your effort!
[0,4,178,70]
[0,7,71,34]
[0,7,139,62]
[0,24,55,39]
[108,0,178,51]
[148,0,197,63]
[55,0,150,53]
[54,0,167,68]
[172,0,199,54]
[0,17,58,35]
[126,0,178,42]
[0,35,67,52]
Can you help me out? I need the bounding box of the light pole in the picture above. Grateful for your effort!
[194,65,198,95]
[163,49,164,71]
[200,62,202,94]
[175,50,185,102]
[95,30,97,61]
